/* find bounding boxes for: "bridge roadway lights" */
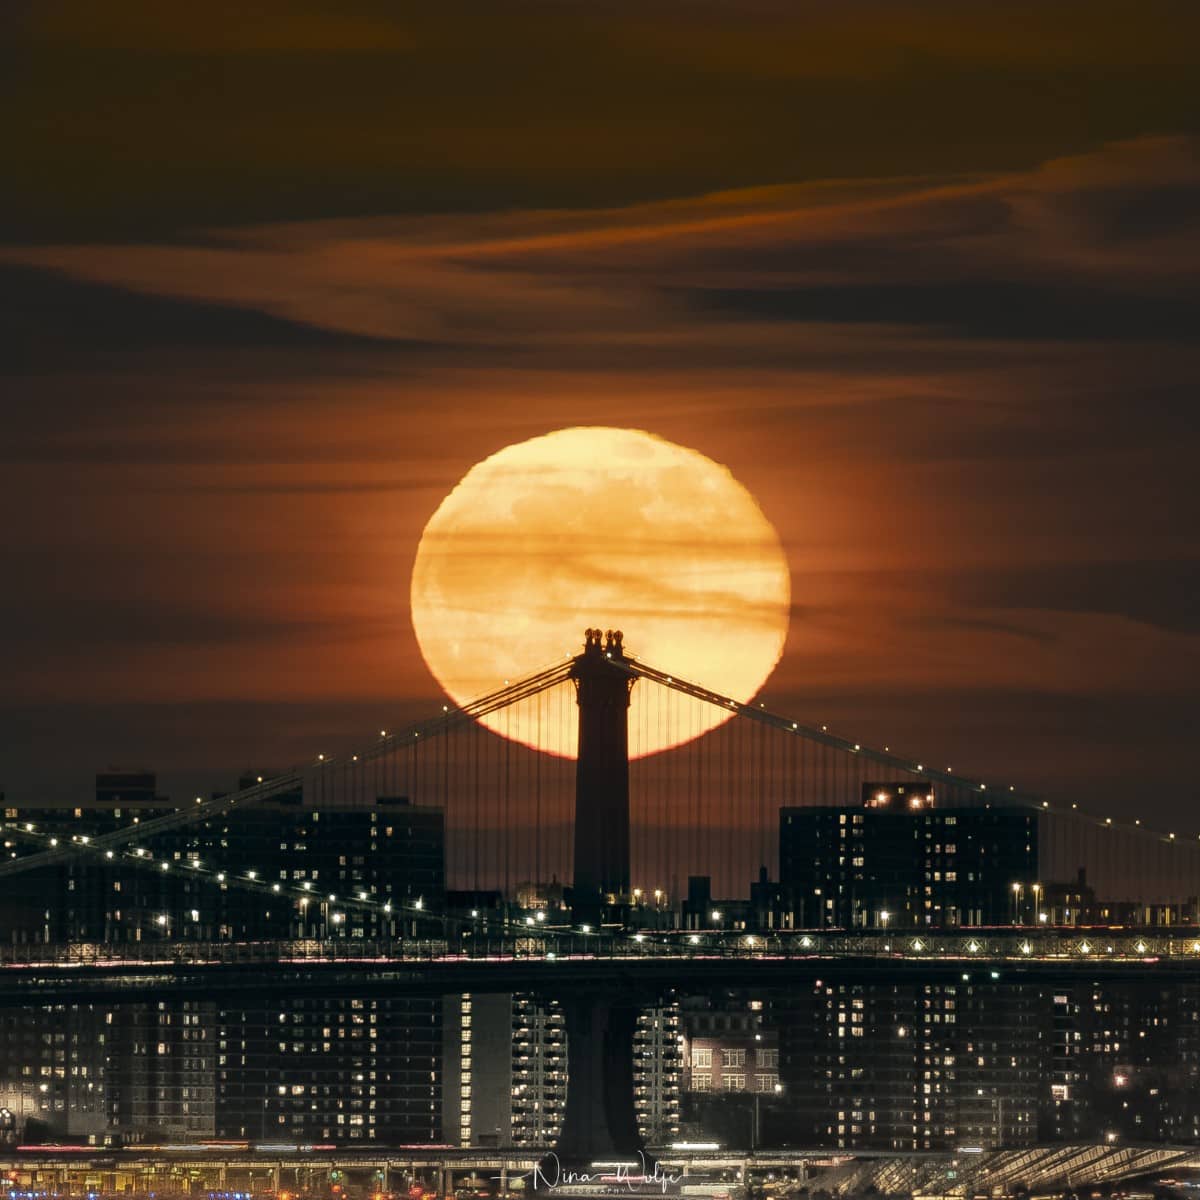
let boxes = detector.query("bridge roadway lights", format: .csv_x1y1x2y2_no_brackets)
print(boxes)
550,989,647,1169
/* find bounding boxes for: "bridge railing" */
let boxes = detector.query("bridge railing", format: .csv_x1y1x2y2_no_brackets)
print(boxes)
3,928,1200,968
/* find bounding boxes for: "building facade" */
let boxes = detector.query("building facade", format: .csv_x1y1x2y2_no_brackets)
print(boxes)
106,1000,215,1142
0,1004,109,1143
682,999,780,1096
779,786,1038,929
445,993,567,1149
215,995,442,1144
0,772,447,1145
1,774,445,945
1042,980,1200,1144
634,1005,682,1145
447,994,680,1149
772,980,1040,1152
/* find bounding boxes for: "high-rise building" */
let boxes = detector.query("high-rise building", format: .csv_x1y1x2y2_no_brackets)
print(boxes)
0,772,176,943
171,786,445,940
510,996,568,1147
215,995,442,1143
106,1000,215,1142
447,995,679,1149
199,782,448,1145
1045,986,1086,1142
455,994,568,1148
1,775,445,944
441,993,477,1147
772,980,1040,1151
0,1004,109,1143
1040,981,1200,1144
779,786,1038,928
634,1005,682,1145
0,772,447,1145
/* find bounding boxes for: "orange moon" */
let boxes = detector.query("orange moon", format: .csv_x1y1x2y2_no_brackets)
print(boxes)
410,426,791,757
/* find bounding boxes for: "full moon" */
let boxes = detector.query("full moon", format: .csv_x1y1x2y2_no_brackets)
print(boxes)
410,426,790,757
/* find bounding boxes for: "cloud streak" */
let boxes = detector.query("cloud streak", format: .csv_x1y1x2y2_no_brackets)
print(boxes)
1,138,1198,817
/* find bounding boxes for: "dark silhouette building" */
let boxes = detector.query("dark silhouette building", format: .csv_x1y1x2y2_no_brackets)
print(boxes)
1044,980,1200,1144
779,784,1038,928
106,998,215,1142
0,772,448,1144
0,774,444,943
771,980,1042,1151
181,783,445,940
0,1003,110,1143
215,995,443,1144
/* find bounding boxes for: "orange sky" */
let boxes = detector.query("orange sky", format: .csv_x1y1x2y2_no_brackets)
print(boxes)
1,4,1198,822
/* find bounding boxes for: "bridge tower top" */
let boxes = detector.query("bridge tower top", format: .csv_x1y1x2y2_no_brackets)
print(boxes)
580,627,625,659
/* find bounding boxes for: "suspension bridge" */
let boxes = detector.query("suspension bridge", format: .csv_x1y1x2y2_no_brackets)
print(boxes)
2,629,1196,912
2,628,1199,1166
4,928,1200,1009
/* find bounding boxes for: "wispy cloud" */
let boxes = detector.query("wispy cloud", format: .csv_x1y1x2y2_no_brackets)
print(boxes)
2,138,1198,814
6,137,1198,355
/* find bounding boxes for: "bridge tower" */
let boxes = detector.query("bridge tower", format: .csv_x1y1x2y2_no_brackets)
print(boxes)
554,629,646,1168
569,627,634,921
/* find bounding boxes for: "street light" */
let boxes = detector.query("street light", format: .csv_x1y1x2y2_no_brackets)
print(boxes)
753,1082,784,1151
880,910,891,929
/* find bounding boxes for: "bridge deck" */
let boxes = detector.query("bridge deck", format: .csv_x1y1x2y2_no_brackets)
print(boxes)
2,930,1199,1003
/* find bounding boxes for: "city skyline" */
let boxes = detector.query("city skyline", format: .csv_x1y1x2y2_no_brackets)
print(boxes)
2,647,1199,1168
3,5,1200,827
2,5,1199,1185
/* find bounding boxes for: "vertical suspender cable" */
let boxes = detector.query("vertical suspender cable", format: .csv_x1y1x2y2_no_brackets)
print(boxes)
471,722,480,892
504,703,512,898
537,691,547,897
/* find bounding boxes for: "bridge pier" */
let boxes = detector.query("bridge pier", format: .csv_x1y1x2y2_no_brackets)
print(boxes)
553,990,645,1167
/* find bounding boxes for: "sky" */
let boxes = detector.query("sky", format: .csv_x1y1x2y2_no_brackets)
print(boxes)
2,1,1199,826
